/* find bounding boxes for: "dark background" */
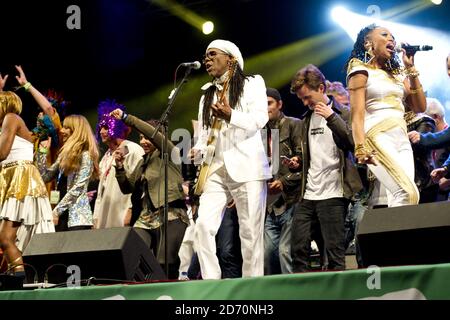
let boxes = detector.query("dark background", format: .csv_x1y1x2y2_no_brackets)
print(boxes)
1,0,448,131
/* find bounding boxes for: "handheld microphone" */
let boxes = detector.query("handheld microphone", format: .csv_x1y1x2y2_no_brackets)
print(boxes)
180,61,201,70
395,43,433,53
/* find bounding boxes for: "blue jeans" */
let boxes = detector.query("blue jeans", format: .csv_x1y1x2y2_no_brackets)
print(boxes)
264,204,294,274
353,202,368,267
216,206,242,278
187,206,242,279
345,199,367,249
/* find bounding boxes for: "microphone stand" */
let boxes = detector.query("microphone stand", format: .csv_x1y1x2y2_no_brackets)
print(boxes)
151,66,194,278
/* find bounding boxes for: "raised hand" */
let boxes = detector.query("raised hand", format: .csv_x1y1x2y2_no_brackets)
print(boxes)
109,108,124,120
313,101,334,119
400,44,416,69
15,65,28,86
113,148,126,169
282,156,300,169
210,96,232,121
0,73,9,91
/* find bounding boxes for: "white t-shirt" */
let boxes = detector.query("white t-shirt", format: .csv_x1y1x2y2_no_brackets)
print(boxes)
303,111,343,200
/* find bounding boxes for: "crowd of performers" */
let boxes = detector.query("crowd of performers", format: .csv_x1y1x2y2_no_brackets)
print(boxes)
1,24,450,281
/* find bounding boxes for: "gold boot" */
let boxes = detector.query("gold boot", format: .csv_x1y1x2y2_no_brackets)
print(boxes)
7,256,24,275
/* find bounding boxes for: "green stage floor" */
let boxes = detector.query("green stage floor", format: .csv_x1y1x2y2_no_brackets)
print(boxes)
1,263,450,300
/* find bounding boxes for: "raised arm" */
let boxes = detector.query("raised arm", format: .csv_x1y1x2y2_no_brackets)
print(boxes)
114,153,143,195
109,109,178,157
402,51,426,114
15,65,55,117
0,73,9,92
326,108,354,152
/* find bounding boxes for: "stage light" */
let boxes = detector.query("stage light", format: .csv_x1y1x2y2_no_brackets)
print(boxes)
331,6,348,22
430,0,442,5
330,7,373,41
202,21,214,35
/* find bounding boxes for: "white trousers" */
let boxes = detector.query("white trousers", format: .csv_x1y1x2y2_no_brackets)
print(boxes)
194,166,267,279
177,207,196,278
367,127,419,207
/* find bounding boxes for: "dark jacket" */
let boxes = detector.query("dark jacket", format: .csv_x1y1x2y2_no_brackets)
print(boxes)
267,113,303,213
115,115,185,208
419,125,450,170
405,112,436,192
298,96,362,201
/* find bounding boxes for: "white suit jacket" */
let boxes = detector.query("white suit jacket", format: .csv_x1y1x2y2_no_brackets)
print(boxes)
194,74,272,183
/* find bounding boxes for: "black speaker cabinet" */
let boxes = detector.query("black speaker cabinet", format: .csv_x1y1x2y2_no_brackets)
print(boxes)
23,227,166,284
357,201,450,267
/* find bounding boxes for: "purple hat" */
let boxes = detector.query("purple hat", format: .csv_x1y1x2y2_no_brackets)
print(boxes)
96,99,130,140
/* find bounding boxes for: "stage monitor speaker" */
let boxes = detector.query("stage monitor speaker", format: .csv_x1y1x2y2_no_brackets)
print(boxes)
357,201,450,267
23,227,166,284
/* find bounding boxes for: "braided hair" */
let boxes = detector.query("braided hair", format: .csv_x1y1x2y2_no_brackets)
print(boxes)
202,65,254,129
344,24,402,74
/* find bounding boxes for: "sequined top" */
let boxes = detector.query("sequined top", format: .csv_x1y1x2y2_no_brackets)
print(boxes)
38,151,94,227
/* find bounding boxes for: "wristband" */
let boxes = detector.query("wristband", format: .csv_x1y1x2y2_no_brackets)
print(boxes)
23,82,32,91
409,85,423,94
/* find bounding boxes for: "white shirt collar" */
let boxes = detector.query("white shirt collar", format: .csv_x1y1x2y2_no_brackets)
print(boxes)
201,71,230,91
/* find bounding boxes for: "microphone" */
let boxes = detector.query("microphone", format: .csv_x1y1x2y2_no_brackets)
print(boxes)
180,61,201,70
395,43,433,53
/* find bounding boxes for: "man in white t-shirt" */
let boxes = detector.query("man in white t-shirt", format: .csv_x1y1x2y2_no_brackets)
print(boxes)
287,65,362,272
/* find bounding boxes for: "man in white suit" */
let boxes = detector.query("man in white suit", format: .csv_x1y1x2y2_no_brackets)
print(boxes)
192,39,271,279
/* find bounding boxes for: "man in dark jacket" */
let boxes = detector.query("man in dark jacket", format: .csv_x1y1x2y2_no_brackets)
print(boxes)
287,65,362,272
111,111,188,279
264,88,302,274
404,110,437,203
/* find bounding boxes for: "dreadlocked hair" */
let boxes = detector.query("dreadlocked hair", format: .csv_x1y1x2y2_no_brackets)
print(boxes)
344,24,402,75
202,65,254,129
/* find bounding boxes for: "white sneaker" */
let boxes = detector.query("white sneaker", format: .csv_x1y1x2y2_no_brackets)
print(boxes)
311,240,319,253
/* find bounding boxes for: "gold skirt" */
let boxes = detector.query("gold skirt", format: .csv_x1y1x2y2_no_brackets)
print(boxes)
0,160,55,252
0,160,48,204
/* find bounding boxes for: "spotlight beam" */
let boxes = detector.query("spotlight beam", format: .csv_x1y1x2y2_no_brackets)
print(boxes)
379,0,433,21
389,2,434,22
151,0,211,32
